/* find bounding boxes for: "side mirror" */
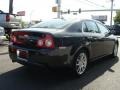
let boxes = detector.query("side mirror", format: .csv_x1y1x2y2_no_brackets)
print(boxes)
105,30,115,37
109,30,115,35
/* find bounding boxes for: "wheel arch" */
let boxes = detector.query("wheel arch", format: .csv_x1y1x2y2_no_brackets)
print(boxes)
79,47,90,60
73,47,90,61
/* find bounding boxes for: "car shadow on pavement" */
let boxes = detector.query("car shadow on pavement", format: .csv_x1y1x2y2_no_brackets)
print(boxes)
0,56,118,90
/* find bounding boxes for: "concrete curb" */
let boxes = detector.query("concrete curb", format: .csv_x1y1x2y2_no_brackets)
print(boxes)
0,52,9,55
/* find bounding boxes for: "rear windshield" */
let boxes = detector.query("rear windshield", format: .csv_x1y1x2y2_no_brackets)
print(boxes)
31,19,70,29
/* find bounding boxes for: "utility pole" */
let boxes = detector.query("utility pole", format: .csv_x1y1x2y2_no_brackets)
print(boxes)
9,0,13,14
110,0,114,26
56,0,61,18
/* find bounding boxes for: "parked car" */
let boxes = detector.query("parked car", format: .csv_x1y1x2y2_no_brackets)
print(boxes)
0,26,5,44
112,24,120,35
0,10,21,29
9,19,119,76
0,10,21,39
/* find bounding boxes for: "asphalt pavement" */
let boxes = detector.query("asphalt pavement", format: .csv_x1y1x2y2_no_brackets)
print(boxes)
0,39,120,90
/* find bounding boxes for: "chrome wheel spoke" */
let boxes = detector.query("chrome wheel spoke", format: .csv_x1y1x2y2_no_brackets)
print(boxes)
75,52,87,75
77,67,81,73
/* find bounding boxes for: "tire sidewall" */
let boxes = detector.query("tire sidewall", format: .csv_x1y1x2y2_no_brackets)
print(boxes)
113,44,118,57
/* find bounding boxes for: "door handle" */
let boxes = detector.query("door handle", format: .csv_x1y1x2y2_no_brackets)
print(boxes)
88,36,93,39
88,37,98,40
85,37,98,41
93,37,98,40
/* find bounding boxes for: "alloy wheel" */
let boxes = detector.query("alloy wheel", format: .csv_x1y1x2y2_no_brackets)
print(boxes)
75,52,88,75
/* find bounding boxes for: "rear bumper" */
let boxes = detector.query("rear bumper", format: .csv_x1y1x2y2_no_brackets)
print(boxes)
9,45,72,67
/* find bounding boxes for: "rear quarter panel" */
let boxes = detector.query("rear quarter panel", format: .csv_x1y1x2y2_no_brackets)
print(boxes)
53,32,92,62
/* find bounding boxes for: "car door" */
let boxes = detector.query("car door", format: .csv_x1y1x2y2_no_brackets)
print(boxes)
82,20,105,59
96,22,115,55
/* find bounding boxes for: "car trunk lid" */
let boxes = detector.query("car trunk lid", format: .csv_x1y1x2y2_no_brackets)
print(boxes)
10,30,53,49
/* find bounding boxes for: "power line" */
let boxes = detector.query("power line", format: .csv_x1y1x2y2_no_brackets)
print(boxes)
68,0,107,9
75,0,101,8
84,0,106,8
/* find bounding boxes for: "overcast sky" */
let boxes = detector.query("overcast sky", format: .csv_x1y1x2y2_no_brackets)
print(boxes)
0,0,120,24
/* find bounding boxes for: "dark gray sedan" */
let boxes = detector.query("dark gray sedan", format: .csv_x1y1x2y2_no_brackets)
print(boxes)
9,19,118,76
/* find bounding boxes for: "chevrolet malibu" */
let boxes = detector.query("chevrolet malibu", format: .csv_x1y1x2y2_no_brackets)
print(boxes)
9,19,118,76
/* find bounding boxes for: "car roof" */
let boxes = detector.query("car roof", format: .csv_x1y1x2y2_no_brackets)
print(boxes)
41,18,100,24
62,18,99,22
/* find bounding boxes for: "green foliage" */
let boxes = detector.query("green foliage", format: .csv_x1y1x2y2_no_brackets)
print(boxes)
18,19,28,28
114,10,120,24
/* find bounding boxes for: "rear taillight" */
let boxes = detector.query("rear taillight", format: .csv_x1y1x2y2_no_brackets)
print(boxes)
37,39,44,47
6,14,10,22
10,31,29,44
37,34,55,48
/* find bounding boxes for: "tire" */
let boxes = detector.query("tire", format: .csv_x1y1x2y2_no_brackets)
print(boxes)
111,44,118,58
73,50,88,77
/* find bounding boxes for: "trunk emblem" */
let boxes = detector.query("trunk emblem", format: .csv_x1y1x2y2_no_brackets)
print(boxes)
18,35,29,39
29,39,34,42
24,35,29,38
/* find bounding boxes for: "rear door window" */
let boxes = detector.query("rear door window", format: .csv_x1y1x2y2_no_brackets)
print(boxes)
67,22,82,32
84,21,100,33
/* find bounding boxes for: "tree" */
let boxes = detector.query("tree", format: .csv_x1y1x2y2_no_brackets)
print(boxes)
114,10,120,24
17,19,27,28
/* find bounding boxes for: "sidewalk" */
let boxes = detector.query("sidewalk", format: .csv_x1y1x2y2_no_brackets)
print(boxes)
0,41,9,55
